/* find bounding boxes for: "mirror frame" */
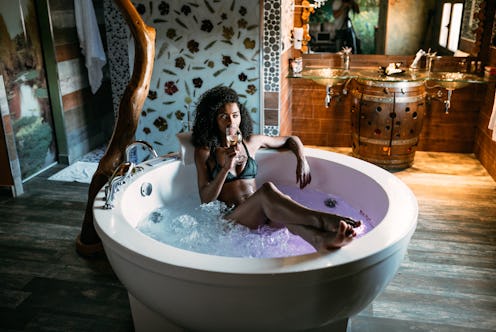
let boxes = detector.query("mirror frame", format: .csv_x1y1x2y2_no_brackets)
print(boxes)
459,0,486,56
492,12,496,49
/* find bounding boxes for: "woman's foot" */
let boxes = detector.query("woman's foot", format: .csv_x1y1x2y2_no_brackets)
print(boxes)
287,220,357,251
316,213,361,232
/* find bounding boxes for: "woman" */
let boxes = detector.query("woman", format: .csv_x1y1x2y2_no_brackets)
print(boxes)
192,86,360,250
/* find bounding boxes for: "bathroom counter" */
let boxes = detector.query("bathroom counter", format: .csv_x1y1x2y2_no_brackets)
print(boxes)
288,67,493,170
289,66,493,86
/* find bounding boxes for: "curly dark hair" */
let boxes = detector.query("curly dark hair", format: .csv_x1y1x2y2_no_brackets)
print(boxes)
191,86,253,148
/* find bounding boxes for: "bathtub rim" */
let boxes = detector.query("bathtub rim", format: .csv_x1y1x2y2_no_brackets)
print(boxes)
93,147,418,275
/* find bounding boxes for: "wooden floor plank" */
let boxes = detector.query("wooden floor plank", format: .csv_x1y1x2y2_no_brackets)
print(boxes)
369,289,496,329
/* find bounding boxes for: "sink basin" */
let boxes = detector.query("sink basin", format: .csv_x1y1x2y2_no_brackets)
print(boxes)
291,68,491,90
300,68,350,86
426,72,484,90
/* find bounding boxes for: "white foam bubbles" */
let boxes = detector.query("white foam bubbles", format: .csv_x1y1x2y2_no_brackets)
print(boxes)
137,185,376,258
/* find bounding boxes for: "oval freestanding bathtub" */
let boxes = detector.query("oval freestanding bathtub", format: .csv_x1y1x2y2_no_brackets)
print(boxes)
93,147,418,332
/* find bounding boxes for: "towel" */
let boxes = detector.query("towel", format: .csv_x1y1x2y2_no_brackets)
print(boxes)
489,90,496,141
176,132,194,165
74,0,106,94
48,161,97,183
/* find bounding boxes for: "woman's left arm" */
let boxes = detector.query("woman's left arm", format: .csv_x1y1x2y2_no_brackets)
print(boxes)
250,135,311,189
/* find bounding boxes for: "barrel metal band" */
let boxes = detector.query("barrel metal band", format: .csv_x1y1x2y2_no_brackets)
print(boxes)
351,89,426,103
353,133,419,145
353,154,414,167
355,79,425,89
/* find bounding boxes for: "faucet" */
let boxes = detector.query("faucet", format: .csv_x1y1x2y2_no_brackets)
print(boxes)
125,140,158,163
426,50,438,72
103,140,158,209
409,49,426,70
410,49,437,71
104,161,135,209
340,47,352,71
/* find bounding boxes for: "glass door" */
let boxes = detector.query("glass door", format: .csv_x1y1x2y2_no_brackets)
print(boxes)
0,0,57,180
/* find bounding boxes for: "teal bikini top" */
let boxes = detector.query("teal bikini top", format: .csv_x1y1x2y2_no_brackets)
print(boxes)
208,141,258,183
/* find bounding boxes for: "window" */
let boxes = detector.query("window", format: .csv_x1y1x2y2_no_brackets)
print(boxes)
438,1,464,52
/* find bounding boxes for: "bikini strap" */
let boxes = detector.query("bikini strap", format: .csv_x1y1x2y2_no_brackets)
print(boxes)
241,140,251,158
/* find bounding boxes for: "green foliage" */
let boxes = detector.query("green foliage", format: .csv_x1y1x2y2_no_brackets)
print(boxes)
13,116,53,178
309,2,333,23
309,0,380,54
351,8,379,54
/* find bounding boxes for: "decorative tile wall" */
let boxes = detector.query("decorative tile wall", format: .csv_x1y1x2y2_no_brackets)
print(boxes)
104,0,260,155
103,0,130,115
262,0,293,136
104,0,294,151
262,0,281,93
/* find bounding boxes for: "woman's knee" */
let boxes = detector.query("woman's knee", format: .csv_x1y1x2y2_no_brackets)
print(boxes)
260,182,290,199
260,181,277,194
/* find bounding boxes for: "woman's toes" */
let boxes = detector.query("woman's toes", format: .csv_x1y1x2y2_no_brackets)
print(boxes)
343,217,361,228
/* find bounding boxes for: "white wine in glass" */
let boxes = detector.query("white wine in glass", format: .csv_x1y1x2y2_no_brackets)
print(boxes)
226,125,245,164
226,125,239,147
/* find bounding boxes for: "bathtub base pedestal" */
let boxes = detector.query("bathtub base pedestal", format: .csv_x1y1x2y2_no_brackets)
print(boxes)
129,292,350,332
129,294,183,332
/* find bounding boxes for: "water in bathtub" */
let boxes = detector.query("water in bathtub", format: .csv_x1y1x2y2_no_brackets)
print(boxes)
137,184,376,258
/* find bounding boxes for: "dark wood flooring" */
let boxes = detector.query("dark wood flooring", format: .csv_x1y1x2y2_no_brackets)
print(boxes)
0,150,495,331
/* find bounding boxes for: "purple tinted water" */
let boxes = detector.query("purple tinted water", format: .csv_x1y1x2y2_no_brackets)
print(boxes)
137,184,376,258
277,184,376,238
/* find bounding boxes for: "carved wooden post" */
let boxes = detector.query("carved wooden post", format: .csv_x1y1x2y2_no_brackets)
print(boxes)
76,0,155,255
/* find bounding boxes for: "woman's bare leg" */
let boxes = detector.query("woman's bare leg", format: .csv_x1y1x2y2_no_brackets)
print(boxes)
225,182,360,249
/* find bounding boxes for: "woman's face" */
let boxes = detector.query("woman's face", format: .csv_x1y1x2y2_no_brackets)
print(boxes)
216,102,241,134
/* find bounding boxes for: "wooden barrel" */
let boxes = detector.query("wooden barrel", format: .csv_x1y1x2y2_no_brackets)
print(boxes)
350,80,426,170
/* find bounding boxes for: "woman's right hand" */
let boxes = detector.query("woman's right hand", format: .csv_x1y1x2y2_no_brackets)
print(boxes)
219,146,238,170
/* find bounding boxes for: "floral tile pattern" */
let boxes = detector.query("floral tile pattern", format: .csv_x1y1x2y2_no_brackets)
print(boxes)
127,0,261,155
103,0,290,153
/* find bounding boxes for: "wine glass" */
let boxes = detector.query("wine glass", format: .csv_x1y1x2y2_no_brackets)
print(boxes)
226,125,246,165
225,125,239,147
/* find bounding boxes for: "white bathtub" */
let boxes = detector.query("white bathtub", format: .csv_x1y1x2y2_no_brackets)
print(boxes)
93,147,417,332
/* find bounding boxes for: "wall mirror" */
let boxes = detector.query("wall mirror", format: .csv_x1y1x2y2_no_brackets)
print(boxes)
306,0,485,56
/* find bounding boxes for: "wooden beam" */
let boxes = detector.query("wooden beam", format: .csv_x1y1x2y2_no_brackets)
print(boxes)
77,0,156,252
